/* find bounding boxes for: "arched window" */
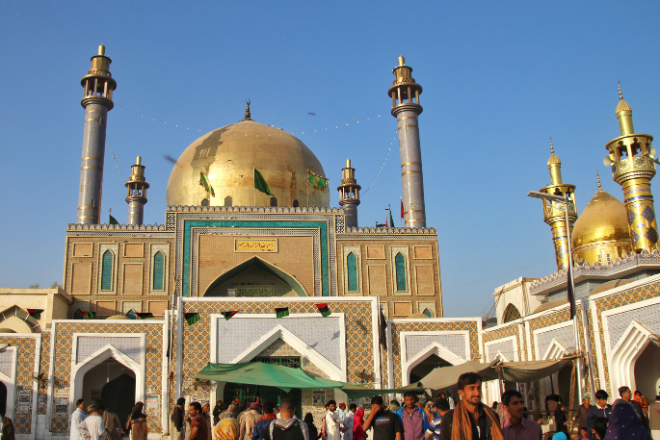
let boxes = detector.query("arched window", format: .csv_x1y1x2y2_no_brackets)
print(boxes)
224,196,232,207
292,199,299,208
270,197,278,207
101,250,113,290
422,308,433,318
153,251,165,291
395,253,406,291
201,198,209,206
347,252,358,292
502,304,521,323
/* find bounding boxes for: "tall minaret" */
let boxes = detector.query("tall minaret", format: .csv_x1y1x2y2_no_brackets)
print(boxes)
539,139,577,270
337,159,361,228
605,84,659,252
388,56,426,228
76,44,117,224
125,156,149,225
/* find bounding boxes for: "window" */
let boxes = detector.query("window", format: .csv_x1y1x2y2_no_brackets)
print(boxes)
270,197,278,207
201,198,209,206
395,253,406,291
293,199,299,208
422,308,433,318
101,250,113,290
153,251,165,291
224,196,232,207
347,252,358,292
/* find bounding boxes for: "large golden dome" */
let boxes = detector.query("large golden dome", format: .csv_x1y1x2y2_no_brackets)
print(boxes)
571,187,632,265
166,117,330,208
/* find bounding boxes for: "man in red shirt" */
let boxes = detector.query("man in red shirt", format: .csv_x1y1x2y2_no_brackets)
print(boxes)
189,402,209,440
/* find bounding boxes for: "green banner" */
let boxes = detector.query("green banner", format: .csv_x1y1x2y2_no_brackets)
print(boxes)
307,169,328,191
254,168,273,195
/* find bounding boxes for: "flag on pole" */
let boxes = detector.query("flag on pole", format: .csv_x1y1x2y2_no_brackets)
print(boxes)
567,270,576,319
275,307,290,318
27,309,43,320
315,303,331,317
126,310,154,319
254,168,273,195
184,312,200,325
400,199,404,219
390,208,395,229
307,169,329,191
221,311,239,320
385,214,389,228
199,171,215,197
109,214,119,225
73,309,96,319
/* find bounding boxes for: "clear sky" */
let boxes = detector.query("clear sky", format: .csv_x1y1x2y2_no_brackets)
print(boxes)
1,1,659,317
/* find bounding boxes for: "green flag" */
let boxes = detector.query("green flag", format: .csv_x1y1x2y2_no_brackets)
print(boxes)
389,209,395,228
184,312,200,325
222,311,239,320
199,171,215,197
254,168,273,195
307,169,329,191
109,214,119,225
275,307,289,318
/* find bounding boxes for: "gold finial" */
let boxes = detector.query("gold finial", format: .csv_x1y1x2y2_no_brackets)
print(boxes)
597,172,601,189
136,156,142,165
618,81,623,100
98,44,105,56
244,99,251,120
398,55,405,67
550,137,554,154
346,159,351,168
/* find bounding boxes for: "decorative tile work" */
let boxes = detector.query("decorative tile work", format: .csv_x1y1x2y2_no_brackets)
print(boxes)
594,280,660,390
536,324,575,357
390,321,479,388
50,322,164,434
482,323,520,361
180,301,376,398
76,336,144,364
485,340,515,362
0,336,36,434
38,332,51,415
404,335,466,362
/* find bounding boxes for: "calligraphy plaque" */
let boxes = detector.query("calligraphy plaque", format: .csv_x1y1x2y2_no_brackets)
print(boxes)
236,286,275,297
234,239,278,252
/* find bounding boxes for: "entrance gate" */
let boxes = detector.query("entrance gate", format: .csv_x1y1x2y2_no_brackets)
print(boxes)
223,357,302,417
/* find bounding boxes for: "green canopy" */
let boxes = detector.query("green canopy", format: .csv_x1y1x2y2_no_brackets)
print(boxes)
195,362,344,392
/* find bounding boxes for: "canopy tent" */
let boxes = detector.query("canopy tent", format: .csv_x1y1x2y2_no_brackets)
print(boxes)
195,362,344,392
339,382,423,401
496,357,577,383
413,360,499,390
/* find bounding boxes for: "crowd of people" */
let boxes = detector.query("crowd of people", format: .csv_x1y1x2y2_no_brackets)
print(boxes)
66,377,660,440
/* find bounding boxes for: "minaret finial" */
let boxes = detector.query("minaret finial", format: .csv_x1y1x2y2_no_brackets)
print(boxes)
98,44,105,56
244,99,251,120
597,171,601,189
550,137,554,154
618,81,623,101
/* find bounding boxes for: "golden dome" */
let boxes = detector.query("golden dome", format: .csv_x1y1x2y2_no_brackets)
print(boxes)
571,188,632,263
616,99,632,113
166,119,330,208
547,153,561,166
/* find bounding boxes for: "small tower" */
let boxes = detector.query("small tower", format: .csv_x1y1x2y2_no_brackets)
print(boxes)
337,159,361,228
388,56,426,228
76,44,117,224
539,139,577,270
605,84,659,253
125,156,149,225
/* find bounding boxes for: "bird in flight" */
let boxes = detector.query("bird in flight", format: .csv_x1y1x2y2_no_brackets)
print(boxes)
307,112,316,116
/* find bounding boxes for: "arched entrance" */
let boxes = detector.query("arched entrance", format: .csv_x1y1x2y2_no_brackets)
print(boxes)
0,382,7,416
633,340,660,400
409,354,451,384
203,257,308,297
82,359,136,425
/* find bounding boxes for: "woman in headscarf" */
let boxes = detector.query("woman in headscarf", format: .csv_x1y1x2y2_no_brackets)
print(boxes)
352,408,365,440
603,399,650,440
127,402,148,440
304,413,319,440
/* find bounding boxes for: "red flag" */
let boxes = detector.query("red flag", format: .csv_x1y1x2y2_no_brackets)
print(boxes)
400,199,404,219
385,215,389,228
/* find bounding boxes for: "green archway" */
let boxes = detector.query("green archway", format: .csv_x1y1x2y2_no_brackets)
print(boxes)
203,256,308,297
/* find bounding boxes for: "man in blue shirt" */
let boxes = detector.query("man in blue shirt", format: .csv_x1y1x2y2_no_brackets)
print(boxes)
425,399,449,440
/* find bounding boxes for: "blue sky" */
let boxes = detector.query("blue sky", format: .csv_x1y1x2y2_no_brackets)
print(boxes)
1,1,659,317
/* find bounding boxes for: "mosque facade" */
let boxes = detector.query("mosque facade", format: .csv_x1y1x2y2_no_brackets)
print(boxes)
0,46,658,440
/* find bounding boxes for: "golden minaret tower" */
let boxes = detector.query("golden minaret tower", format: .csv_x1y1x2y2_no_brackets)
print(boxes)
605,84,659,252
539,139,577,270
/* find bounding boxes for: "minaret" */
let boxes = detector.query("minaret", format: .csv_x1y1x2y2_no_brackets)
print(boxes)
337,159,361,228
539,139,577,270
76,44,117,224
388,56,426,228
125,156,149,225
605,84,659,252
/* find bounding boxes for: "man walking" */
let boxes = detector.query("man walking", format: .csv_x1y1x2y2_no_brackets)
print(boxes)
252,401,277,440
649,394,660,440
500,390,541,440
0,407,15,440
363,396,403,440
262,398,309,440
172,398,186,440
425,399,449,440
438,372,503,440
343,404,356,440
189,402,209,440
325,400,342,440
575,396,591,434
587,390,612,429
395,392,430,440
620,386,649,428
238,402,262,440
77,403,106,440
70,399,87,440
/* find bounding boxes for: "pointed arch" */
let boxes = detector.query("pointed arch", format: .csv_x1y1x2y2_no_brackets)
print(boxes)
395,252,406,291
347,252,358,292
101,250,114,291
152,251,165,291
402,342,467,386
0,306,41,333
224,196,233,207
202,256,308,297
422,308,433,318
542,337,570,360
502,304,521,323
270,197,278,207
609,320,656,396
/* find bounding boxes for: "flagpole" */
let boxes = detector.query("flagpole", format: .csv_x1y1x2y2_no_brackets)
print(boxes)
253,167,256,207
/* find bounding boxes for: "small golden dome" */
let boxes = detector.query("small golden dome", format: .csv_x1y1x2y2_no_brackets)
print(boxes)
547,154,561,166
571,188,630,249
166,119,329,208
616,99,632,113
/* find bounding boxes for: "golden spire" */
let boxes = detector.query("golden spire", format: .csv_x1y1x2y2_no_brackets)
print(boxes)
615,82,634,134
398,55,405,66
618,82,623,100
244,99,251,120
550,137,554,154
597,172,601,189
98,44,105,56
